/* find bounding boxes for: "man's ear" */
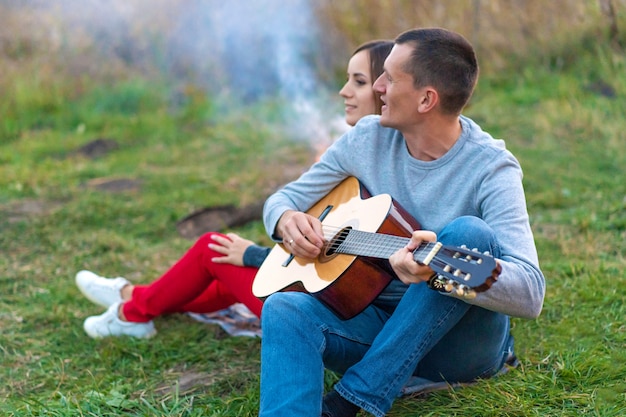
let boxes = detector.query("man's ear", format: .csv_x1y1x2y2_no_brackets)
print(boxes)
417,88,438,113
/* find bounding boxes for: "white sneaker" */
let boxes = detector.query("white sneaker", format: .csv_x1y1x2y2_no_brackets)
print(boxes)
83,303,156,339
75,270,129,308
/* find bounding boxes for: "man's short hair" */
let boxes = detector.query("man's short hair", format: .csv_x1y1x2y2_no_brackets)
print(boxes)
395,28,478,115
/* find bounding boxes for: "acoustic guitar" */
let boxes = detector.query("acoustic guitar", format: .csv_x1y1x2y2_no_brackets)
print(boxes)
252,177,500,320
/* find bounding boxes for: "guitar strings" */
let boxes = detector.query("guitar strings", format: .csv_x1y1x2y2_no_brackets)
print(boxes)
319,225,439,259
320,225,438,251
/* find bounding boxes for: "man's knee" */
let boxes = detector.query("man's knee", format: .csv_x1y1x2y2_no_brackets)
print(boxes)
261,292,308,324
439,216,498,255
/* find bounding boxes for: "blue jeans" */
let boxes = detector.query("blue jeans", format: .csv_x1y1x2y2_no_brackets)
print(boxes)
258,216,512,417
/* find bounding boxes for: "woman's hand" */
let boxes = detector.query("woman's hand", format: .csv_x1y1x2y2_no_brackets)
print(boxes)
209,233,255,266
389,230,438,285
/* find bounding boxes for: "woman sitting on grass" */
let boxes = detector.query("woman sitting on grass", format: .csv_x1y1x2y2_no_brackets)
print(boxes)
75,39,394,339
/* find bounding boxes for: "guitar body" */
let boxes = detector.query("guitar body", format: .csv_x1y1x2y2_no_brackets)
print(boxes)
253,177,421,320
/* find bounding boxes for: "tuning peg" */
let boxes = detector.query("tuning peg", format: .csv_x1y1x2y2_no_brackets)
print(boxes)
463,289,477,299
428,276,478,299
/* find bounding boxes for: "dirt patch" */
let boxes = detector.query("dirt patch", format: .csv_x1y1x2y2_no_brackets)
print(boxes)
3,199,64,223
174,151,314,239
74,138,120,159
585,80,616,98
176,200,265,239
84,177,143,193
152,364,258,397
153,371,217,396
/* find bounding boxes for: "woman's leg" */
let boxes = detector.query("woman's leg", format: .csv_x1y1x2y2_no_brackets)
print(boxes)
123,232,263,322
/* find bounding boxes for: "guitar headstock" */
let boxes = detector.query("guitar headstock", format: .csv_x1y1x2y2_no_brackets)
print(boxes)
427,244,500,297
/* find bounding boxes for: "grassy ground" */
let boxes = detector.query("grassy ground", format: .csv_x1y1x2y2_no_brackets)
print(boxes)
1,38,625,417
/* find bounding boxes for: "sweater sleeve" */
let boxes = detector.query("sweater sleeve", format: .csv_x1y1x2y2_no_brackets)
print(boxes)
242,245,272,268
448,149,545,319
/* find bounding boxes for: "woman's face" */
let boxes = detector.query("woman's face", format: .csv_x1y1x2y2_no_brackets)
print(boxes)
339,50,377,126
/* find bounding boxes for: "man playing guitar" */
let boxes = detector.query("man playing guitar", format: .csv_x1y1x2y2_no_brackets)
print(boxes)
257,28,545,417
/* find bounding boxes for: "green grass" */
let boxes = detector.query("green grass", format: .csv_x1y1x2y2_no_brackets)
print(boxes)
1,39,625,416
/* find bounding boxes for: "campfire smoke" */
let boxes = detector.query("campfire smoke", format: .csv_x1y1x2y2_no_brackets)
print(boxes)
39,0,347,147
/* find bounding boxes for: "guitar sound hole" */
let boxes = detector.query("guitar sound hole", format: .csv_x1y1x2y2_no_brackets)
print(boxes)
318,227,352,263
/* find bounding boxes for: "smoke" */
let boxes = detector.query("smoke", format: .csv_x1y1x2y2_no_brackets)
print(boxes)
168,0,320,101
163,0,349,142
163,0,348,142
9,0,348,143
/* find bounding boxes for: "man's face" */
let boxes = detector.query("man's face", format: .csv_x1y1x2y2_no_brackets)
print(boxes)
373,44,424,131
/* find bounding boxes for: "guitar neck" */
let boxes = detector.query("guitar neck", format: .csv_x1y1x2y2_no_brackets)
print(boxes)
330,228,440,264
328,227,497,291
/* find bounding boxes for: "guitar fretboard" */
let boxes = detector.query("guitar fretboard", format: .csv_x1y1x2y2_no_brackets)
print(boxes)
328,228,440,264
